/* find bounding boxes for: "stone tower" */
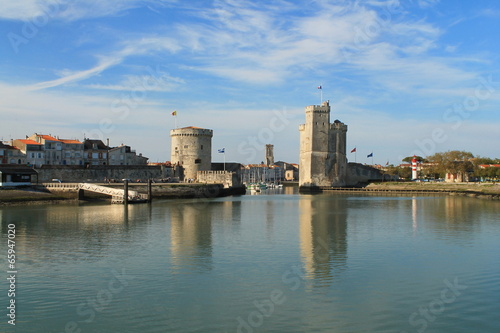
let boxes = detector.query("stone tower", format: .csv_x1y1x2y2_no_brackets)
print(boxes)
170,126,213,180
265,144,274,166
299,101,348,190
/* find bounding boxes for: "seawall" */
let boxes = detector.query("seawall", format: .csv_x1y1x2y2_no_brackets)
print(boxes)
34,165,173,183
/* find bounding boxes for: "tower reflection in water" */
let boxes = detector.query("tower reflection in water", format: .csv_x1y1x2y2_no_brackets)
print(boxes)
299,194,348,286
169,200,241,271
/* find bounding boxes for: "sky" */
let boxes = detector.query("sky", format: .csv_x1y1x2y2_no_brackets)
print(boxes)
0,0,499,165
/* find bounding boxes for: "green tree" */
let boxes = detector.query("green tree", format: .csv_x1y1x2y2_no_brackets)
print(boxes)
426,151,474,177
402,156,426,163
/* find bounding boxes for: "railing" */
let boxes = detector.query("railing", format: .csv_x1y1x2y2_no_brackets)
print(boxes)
41,182,149,203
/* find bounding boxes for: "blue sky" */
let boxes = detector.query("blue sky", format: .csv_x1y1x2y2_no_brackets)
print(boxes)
1,0,499,165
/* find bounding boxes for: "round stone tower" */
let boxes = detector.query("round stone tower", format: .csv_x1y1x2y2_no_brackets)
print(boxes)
170,126,213,181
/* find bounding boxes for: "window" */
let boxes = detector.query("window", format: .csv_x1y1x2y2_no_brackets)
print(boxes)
195,159,201,164
201,145,203,150
92,153,99,159
184,145,188,148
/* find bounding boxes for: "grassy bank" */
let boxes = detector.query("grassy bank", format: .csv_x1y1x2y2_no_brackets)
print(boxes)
365,181,500,199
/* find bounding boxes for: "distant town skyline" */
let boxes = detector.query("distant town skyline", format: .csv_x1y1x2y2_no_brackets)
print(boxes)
1,0,499,164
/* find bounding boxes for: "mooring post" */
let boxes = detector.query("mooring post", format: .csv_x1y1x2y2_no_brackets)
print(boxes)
147,179,152,203
124,179,129,204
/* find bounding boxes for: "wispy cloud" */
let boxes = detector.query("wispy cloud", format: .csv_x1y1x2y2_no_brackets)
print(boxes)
0,0,178,21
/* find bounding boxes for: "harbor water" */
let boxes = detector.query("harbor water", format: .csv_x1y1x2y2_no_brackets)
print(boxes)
1,190,499,332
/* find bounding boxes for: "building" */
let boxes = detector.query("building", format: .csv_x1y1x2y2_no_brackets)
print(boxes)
109,145,149,165
26,134,84,166
274,161,299,181
28,134,63,165
0,166,37,186
0,142,26,165
59,139,84,165
265,144,274,166
170,126,213,180
241,164,282,183
11,139,44,166
299,101,348,189
83,139,110,165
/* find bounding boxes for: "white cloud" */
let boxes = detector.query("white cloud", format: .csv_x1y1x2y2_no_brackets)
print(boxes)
0,0,178,21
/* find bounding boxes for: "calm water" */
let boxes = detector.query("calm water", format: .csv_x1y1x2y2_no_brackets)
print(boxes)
1,190,499,333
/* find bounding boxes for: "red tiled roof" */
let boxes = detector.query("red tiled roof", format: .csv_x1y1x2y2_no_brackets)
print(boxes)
39,135,60,141
60,139,82,144
17,139,42,145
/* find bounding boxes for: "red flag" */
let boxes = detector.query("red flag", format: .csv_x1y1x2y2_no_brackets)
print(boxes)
317,85,322,89
350,147,356,153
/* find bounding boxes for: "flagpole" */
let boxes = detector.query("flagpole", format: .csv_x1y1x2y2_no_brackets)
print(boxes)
355,149,357,163
224,150,226,171
320,84,323,104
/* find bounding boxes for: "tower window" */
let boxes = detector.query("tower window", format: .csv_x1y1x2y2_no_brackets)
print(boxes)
195,159,201,164
184,145,188,148
201,145,203,150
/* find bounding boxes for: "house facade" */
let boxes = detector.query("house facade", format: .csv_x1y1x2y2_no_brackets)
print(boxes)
109,145,148,165
11,139,44,166
0,142,26,165
28,134,63,165
83,139,110,165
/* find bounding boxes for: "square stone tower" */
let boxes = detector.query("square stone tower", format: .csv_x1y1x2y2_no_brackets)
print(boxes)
265,144,274,166
299,101,347,190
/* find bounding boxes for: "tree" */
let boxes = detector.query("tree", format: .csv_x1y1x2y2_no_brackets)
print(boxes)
402,156,426,163
426,151,474,177
384,165,411,180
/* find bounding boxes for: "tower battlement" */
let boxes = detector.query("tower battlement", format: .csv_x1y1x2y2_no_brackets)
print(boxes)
330,121,348,131
305,100,330,113
170,127,213,137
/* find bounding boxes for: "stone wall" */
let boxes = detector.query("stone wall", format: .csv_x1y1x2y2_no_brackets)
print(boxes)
197,170,242,188
35,165,173,183
346,163,384,186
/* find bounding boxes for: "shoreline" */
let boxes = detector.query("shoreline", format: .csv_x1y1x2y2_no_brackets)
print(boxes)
1,182,500,206
0,183,246,206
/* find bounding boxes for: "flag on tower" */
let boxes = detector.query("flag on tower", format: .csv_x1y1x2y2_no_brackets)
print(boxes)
367,152,373,158
218,148,225,153
351,147,356,153
171,110,177,116
317,85,322,89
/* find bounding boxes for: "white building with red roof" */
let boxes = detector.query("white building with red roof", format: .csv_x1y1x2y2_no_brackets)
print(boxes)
11,139,44,166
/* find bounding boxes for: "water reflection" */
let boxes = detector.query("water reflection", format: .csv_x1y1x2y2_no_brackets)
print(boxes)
299,195,348,285
170,203,213,270
0,203,154,267
168,200,242,271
